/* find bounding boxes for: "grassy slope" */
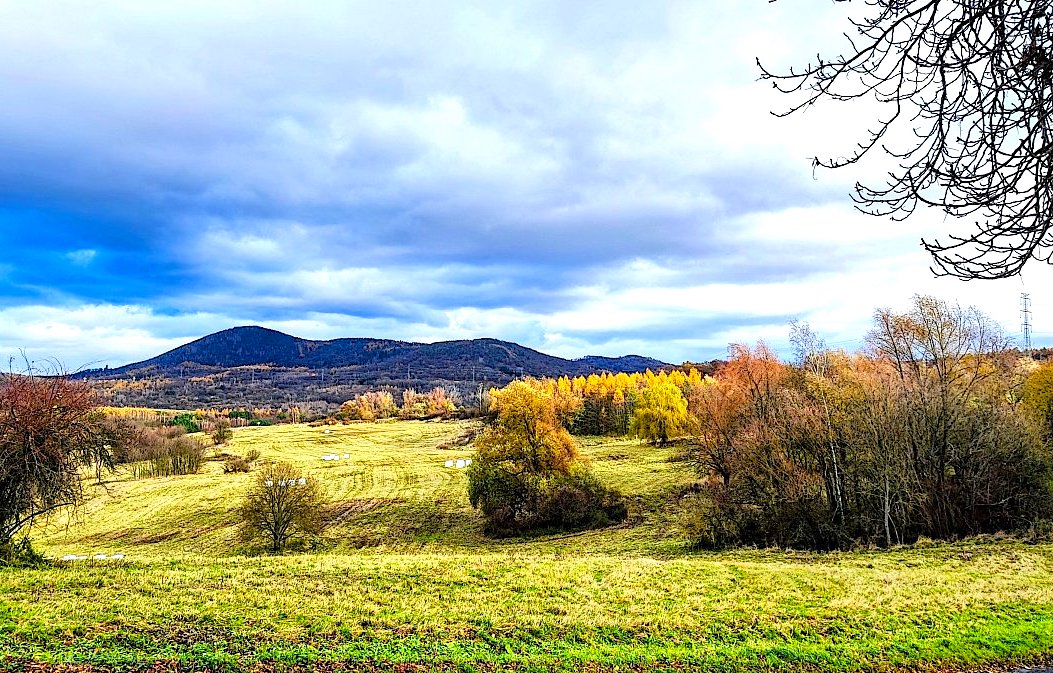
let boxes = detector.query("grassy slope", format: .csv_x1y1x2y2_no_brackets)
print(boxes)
3,421,1053,672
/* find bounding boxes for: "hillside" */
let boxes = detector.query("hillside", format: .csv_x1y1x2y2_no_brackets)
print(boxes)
77,326,671,409
14,421,1053,672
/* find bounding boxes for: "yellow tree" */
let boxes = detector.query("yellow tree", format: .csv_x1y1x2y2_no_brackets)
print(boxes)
468,379,626,535
631,380,689,446
1023,362,1053,438
475,379,579,474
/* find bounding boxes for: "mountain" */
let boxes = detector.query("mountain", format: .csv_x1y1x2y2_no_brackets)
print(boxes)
79,326,670,410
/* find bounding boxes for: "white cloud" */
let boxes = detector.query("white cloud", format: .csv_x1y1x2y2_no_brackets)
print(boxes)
64,249,97,266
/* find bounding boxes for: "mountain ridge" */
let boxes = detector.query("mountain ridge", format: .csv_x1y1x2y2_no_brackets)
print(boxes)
78,326,672,409
86,325,668,377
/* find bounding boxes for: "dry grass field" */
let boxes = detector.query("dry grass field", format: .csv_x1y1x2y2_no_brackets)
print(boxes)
3,421,1053,672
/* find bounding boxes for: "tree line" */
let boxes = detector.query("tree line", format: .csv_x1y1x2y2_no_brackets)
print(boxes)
474,296,1053,549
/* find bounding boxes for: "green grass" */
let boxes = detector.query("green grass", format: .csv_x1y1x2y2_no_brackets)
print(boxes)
4,420,1053,671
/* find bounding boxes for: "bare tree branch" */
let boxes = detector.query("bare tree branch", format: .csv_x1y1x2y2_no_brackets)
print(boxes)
761,0,1053,279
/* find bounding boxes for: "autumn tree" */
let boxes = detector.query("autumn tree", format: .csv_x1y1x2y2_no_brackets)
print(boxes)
339,391,396,421
0,372,114,554
685,300,1053,550
468,379,625,535
631,380,689,446
238,461,326,552
399,387,458,419
1023,361,1053,438
472,380,580,477
763,0,1053,279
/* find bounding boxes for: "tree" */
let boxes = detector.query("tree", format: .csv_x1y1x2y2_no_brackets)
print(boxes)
631,380,689,445
683,313,1050,550
474,380,581,475
238,461,326,552
1022,360,1053,437
762,0,1053,279
467,379,625,535
0,373,113,549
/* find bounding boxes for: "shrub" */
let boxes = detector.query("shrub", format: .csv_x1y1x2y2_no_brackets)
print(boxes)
0,536,47,568
211,419,233,446
223,448,260,474
0,373,113,546
536,468,628,530
223,457,251,473
468,463,627,537
130,435,205,479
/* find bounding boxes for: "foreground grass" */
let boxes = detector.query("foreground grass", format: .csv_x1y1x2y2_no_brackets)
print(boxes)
4,421,1053,671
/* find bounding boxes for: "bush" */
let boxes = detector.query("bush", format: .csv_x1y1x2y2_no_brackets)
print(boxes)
0,373,112,547
467,460,627,537
223,457,251,473
211,419,232,446
223,448,260,474
130,435,205,479
537,468,628,530
0,536,47,568
171,413,202,434
679,487,757,551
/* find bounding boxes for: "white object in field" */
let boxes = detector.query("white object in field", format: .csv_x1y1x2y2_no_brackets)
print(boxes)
60,554,80,561
465,458,473,466
265,480,274,487
298,477,306,485
93,554,108,560
111,554,125,560
455,459,466,468
324,429,331,434
343,453,350,459
444,459,454,468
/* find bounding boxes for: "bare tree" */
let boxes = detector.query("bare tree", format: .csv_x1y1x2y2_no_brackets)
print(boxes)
238,461,326,552
762,0,1053,279
0,372,114,547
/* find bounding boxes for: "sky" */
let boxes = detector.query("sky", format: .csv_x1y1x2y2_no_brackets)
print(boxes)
2,1,1052,371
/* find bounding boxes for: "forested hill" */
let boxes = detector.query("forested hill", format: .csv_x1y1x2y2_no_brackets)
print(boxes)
76,326,670,409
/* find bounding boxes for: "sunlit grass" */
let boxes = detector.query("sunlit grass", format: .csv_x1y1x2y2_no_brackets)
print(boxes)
5,420,1053,671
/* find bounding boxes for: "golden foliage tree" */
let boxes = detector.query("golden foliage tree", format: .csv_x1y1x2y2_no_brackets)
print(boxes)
474,379,580,474
468,379,625,535
630,380,689,446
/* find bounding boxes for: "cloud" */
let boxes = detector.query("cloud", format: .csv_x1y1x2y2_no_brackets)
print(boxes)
0,2,1050,369
65,249,97,266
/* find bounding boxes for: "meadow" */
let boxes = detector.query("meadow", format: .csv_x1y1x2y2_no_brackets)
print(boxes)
4,421,1053,672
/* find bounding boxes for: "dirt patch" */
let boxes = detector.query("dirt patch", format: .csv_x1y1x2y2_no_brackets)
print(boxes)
325,499,403,526
435,424,483,450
